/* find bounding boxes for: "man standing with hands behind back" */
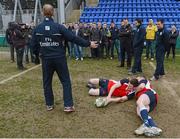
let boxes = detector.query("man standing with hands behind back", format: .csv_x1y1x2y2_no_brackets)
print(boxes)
31,4,97,113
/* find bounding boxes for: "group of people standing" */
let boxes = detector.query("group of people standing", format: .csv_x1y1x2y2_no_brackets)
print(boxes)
6,21,36,70
63,21,120,61
64,18,179,80
4,3,179,137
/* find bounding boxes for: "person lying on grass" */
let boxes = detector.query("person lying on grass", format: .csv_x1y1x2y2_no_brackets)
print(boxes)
86,77,132,98
87,76,162,137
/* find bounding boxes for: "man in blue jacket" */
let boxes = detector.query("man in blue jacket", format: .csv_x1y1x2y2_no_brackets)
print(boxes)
150,19,169,81
129,19,146,75
31,4,97,112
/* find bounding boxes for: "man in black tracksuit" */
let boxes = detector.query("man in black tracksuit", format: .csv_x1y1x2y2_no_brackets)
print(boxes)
109,22,119,59
90,23,102,58
82,23,91,57
31,4,97,112
166,25,179,60
129,19,146,75
119,19,133,69
150,19,169,81
12,24,26,70
101,23,111,58
6,22,16,63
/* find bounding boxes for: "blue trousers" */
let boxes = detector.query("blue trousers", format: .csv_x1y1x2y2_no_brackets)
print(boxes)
146,40,154,58
42,57,73,107
154,47,165,79
132,46,143,73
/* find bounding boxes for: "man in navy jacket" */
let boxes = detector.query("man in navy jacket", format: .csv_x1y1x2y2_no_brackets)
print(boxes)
150,19,169,81
129,19,146,75
31,4,97,112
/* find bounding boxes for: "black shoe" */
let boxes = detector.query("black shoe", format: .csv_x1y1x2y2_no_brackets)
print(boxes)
18,67,27,70
10,60,15,63
117,65,124,67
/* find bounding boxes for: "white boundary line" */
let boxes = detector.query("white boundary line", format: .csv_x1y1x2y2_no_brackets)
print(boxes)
149,62,180,106
0,64,41,84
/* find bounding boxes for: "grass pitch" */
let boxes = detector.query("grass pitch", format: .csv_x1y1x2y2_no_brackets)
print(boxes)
0,50,180,137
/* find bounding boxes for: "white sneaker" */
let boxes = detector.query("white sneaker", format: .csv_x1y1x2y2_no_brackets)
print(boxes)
80,57,83,61
150,76,157,81
46,105,54,111
144,126,162,137
75,58,79,61
144,57,148,60
134,124,148,135
151,58,154,61
154,127,162,133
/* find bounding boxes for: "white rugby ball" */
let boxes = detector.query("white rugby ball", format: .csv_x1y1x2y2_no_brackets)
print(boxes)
95,97,105,107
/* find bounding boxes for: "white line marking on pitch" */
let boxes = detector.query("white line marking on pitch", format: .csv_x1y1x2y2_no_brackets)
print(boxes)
149,62,180,106
0,64,41,84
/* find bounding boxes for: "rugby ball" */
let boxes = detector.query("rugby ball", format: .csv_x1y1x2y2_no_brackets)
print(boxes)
95,97,106,108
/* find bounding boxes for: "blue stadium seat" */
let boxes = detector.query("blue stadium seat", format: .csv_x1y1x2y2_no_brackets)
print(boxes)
80,0,180,28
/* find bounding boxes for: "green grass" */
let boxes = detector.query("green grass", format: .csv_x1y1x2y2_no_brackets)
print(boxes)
0,46,9,51
0,56,180,137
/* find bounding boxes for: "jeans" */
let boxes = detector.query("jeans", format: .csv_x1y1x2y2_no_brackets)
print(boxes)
74,44,83,59
68,42,74,58
110,39,121,60
24,44,35,63
146,40,154,58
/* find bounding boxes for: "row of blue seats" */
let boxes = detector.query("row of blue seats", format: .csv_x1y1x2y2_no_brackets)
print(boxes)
99,1,179,4
96,5,179,8
84,8,179,11
97,4,180,7
99,0,175,1
99,0,176,1
98,2,180,4
98,3,180,5
81,12,180,18
99,1,177,3
98,5,180,7
83,10,179,13
96,7,179,9
83,11,179,14
84,9,179,12
80,16,180,21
